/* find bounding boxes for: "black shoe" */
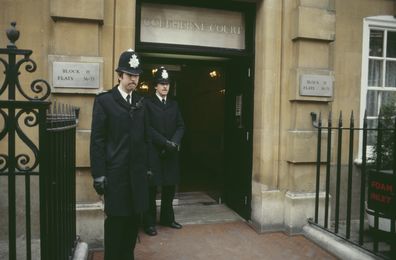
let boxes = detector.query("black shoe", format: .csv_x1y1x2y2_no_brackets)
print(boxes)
144,226,157,236
161,221,182,229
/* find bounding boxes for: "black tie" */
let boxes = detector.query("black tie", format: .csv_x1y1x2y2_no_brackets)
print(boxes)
126,94,131,105
162,99,166,105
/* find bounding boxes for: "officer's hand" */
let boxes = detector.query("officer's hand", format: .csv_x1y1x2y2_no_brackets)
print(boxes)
165,140,178,152
147,170,153,178
93,176,107,195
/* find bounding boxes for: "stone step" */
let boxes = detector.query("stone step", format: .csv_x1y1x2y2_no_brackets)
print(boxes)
76,201,105,246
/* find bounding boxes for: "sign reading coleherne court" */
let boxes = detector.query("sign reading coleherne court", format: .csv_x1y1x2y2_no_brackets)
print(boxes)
140,3,245,50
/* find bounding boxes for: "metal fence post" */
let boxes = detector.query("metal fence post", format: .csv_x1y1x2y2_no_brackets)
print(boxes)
0,22,78,260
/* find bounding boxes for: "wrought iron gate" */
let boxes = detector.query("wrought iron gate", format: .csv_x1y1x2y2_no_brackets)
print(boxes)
0,22,79,260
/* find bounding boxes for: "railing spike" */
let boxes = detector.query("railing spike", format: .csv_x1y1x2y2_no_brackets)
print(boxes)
328,111,332,127
339,111,343,127
350,111,354,127
318,112,322,125
58,103,62,120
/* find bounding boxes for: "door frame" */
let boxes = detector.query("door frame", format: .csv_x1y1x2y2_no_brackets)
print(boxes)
135,0,256,220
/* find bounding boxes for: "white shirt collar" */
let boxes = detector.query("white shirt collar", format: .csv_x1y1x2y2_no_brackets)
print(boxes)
156,92,166,102
118,85,132,101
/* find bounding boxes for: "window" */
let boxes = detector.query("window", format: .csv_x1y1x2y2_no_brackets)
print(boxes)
359,16,396,159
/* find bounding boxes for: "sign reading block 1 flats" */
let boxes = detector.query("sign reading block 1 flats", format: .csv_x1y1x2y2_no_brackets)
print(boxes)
48,55,103,94
140,3,245,50
53,62,100,89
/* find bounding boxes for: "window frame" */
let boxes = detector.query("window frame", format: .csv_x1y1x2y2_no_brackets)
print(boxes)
358,15,396,161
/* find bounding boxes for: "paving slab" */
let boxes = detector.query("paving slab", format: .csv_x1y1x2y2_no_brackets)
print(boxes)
89,221,337,260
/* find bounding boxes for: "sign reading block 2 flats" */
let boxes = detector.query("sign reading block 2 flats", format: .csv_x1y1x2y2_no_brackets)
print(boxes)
299,74,333,97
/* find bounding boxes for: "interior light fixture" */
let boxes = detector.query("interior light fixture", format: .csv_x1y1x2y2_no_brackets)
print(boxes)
139,82,149,91
209,70,218,78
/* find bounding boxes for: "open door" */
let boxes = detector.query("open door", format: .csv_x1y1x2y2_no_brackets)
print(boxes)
224,58,253,220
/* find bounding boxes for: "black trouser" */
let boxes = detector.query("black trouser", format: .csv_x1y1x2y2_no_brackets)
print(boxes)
144,185,176,227
104,215,138,260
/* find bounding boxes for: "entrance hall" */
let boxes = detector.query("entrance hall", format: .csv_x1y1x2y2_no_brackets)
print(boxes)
138,57,233,219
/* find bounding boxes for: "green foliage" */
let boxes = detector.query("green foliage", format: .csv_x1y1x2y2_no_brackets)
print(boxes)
371,99,396,171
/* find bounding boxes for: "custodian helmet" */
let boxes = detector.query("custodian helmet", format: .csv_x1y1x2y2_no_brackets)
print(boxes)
115,49,143,75
153,66,170,84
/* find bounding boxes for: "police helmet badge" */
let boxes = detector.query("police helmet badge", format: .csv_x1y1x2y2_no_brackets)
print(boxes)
129,54,140,69
154,66,170,84
116,49,142,75
161,70,168,79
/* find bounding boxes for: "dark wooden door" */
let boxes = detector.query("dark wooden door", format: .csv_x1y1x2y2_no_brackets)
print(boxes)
223,57,253,220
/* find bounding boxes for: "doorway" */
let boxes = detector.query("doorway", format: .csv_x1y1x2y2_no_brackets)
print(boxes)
137,55,253,220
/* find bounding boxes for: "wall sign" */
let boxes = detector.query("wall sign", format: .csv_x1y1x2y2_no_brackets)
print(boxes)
299,74,333,97
53,62,100,89
140,3,245,50
367,170,396,217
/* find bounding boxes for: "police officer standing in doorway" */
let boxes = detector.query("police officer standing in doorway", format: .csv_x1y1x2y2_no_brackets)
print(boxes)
90,49,149,260
144,66,185,236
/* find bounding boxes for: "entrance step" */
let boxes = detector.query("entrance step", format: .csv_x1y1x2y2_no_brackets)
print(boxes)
157,191,218,206
173,191,242,225
174,203,242,225
76,201,105,247
78,192,240,245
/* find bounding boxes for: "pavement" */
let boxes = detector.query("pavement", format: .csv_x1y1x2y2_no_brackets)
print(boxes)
89,221,337,260
88,192,337,260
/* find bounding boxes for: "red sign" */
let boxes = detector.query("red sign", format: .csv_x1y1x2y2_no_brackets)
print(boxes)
367,170,396,217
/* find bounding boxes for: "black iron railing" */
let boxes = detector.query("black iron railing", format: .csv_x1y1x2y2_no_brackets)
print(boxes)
0,22,78,260
309,111,396,259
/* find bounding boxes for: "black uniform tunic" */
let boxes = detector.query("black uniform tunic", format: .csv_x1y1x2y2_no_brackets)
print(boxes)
90,87,149,216
145,95,185,186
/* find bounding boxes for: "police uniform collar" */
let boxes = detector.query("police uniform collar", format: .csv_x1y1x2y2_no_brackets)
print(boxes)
118,85,133,101
155,92,166,102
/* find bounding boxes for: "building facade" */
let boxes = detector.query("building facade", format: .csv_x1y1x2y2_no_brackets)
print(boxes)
1,0,395,243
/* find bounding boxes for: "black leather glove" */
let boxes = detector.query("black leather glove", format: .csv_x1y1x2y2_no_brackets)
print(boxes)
93,176,107,195
165,140,178,152
147,170,153,178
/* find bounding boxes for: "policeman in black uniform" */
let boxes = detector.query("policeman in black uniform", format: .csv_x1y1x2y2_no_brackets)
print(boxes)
90,49,149,260
144,66,185,236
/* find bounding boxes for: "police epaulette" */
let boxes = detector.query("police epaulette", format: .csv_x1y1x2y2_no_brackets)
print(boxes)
96,90,108,96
